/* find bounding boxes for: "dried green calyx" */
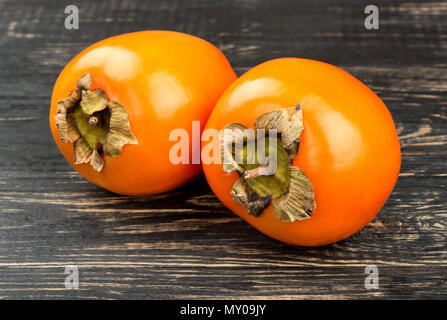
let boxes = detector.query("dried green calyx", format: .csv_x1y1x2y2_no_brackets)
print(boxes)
54,73,138,172
220,106,316,222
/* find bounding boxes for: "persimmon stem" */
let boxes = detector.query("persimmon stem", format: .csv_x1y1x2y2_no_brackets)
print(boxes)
88,116,99,126
244,160,277,179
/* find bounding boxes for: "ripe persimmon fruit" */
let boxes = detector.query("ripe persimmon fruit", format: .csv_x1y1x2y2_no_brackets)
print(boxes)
49,31,236,195
202,58,401,246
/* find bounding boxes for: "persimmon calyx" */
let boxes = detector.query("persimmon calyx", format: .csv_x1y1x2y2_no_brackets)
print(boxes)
54,73,138,172
220,106,316,222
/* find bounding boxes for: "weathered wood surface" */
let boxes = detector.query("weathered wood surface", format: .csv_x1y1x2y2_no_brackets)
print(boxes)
0,0,446,299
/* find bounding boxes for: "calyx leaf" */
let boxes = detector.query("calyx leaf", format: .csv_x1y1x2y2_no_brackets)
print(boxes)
220,123,251,174
55,98,80,143
272,167,315,222
231,178,272,217
254,105,303,159
80,89,109,116
103,101,138,157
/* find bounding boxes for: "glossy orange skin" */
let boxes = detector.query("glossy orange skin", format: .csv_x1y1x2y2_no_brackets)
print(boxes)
202,58,401,246
50,31,236,196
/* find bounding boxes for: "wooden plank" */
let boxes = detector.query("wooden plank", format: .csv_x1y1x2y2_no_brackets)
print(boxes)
0,0,446,299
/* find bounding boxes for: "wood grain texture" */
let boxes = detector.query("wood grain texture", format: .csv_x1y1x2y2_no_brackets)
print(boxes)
0,0,446,299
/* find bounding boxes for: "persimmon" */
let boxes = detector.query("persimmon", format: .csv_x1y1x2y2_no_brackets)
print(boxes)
202,58,401,246
49,31,236,195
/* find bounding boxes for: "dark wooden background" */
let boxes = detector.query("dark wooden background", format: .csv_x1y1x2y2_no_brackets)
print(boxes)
0,0,446,299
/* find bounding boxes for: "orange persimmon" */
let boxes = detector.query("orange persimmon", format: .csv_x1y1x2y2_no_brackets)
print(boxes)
49,31,236,195
202,58,401,246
